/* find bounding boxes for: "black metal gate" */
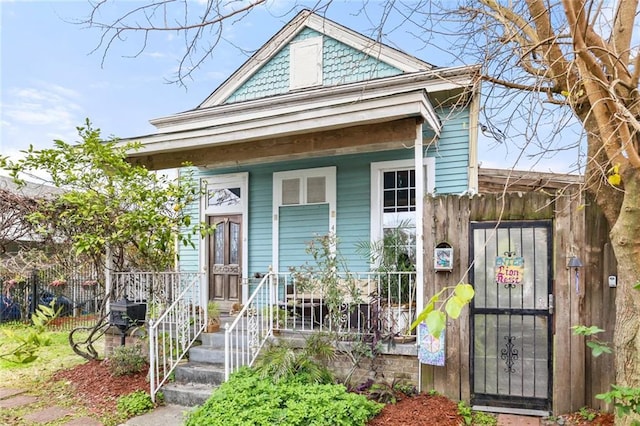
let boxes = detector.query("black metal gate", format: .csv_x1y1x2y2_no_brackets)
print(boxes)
470,221,553,412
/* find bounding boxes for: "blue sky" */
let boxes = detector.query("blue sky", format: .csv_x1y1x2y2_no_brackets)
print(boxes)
1,1,581,173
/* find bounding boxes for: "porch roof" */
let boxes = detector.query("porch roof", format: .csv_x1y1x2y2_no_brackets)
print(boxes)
125,66,479,170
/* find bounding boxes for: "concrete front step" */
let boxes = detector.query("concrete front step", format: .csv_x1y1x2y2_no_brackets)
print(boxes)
162,382,217,407
188,345,225,364
174,362,225,386
161,329,251,407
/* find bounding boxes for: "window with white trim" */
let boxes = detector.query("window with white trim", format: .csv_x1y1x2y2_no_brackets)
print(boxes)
371,159,435,266
274,167,334,207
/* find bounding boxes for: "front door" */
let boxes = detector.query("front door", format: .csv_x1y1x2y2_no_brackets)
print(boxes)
208,215,242,303
470,221,553,412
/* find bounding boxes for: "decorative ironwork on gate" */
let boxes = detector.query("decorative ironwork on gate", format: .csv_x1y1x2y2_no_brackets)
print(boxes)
470,220,553,412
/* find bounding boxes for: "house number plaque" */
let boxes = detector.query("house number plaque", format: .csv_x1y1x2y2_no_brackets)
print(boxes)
495,251,524,287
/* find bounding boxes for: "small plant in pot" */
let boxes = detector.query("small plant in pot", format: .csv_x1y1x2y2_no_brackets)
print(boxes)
207,301,221,333
357,221,417,338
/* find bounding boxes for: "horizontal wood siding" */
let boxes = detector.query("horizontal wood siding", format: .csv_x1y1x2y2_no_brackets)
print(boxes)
427,107,471,194
279,204,329,272
247,168,273,275
178,169,201,272
179,116,472,274
336,157,371,271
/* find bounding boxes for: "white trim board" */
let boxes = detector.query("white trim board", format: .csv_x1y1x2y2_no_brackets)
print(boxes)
199,10,433,108
272,166,336,272
199,173,249,303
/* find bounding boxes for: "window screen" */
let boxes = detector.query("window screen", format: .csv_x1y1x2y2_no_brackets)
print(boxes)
282,178,300,205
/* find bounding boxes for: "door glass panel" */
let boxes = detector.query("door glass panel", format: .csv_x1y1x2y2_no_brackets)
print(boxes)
230,222,239,265
214,225,224,264
208,187,241,207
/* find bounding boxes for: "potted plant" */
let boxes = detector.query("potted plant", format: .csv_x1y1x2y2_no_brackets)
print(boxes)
357,222,416,337
206,301,221,333
264,306,289,335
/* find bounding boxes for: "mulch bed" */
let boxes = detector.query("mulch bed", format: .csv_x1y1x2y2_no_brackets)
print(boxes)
368,393,462,425
51,359,149,418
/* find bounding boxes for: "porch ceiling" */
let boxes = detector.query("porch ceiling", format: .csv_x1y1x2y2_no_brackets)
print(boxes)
130,117,423,170
124,66,479,171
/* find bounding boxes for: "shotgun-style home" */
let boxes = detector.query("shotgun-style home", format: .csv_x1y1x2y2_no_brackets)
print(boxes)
127,9,480,307
122,7,490,412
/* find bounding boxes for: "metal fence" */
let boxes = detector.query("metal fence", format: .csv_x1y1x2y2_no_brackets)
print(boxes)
0,267,104,330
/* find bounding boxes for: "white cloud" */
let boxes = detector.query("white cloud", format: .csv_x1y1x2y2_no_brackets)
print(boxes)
1,82,85,159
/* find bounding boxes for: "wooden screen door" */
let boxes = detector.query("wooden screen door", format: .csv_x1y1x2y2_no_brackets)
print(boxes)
208,215,242,303
470,221,553,412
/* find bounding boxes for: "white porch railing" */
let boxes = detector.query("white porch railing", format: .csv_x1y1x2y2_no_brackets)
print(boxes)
224,270,416,380
224,273,273,380
111,272,205,403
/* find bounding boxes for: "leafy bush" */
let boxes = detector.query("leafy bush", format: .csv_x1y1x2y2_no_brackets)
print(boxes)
117,390,154,417
185,368,383,426
108,344,146,376
253,337,335,385
597,384,640,419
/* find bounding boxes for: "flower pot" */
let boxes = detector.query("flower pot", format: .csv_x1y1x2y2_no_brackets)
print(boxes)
382,304,415,336
207,322,220,333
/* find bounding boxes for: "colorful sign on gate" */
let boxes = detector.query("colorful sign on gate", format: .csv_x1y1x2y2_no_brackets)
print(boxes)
495,252,524,285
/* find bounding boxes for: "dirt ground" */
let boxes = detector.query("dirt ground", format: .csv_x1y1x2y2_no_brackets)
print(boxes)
367,393,463,425
51,359,148,418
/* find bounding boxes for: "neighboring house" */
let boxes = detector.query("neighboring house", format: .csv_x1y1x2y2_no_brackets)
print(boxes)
0,176,62,255
126,9,480,312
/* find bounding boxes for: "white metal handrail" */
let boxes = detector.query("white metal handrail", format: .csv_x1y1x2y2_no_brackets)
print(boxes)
223,270,416,381
118,272,205,403
224,272,274,380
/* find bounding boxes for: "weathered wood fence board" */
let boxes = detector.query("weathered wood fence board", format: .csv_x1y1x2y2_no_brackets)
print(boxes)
422,191,615,415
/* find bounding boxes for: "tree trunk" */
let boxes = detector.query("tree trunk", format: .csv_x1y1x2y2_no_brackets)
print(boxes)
609,171,640,425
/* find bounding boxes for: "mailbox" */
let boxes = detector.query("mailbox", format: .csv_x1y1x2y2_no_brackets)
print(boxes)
109,297,146,346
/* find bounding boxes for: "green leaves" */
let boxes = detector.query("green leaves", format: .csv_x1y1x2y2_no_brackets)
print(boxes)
586,341,612,357
571,325,605,336
425,311,446,338
1,120,214,271
596,385,640,418
0,301,58,364
410,283,474,337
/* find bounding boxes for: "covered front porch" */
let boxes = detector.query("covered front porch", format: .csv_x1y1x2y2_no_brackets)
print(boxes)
109,268,418,403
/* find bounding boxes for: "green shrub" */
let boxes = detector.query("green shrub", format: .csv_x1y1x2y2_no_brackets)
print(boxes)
185,368,383,426
473,410,497,425
117,390,154,417
108,344,146,376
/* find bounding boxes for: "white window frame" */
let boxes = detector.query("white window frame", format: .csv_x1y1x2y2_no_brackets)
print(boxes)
289,36,323,90
272,166,336,271
199,172,249,302
370,158,435,245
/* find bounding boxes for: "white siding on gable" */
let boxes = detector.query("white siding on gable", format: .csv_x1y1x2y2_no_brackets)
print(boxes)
290,36,323,90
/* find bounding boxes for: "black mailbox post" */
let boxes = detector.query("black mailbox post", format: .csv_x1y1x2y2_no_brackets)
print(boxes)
109,297,147,346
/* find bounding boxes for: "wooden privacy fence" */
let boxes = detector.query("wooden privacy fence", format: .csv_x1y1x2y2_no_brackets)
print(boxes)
421,191,616,415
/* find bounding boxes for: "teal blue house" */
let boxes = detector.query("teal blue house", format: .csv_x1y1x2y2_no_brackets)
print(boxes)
128,10,480,312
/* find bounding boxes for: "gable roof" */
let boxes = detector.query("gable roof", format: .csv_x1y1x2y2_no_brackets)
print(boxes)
198,9,434,108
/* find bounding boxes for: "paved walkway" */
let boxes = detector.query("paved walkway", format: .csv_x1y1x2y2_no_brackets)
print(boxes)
0,387,102,425
0,387,191,426
497,413,541,425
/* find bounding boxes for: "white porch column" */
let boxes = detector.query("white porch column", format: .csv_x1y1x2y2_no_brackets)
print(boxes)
414,120,424,315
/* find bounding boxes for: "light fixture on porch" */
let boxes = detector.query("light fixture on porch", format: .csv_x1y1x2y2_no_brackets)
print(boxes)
567,255,583,294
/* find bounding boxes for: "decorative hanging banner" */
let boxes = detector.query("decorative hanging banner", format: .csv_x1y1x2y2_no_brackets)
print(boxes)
418,323,445,366
495,251,525,286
